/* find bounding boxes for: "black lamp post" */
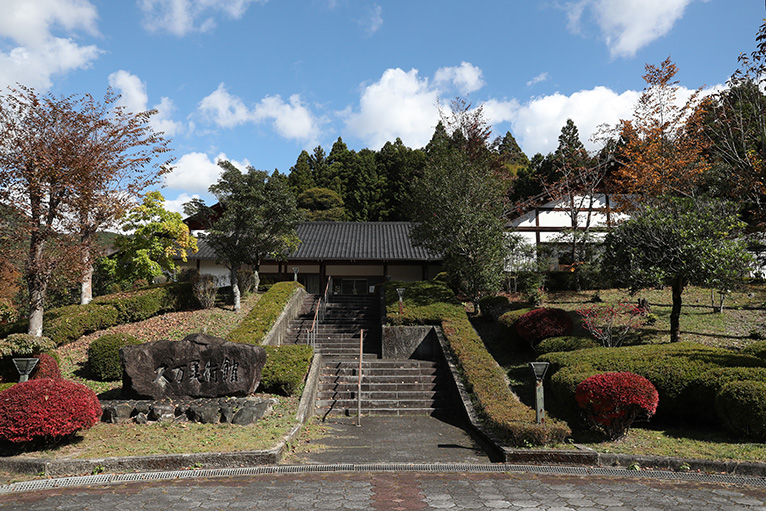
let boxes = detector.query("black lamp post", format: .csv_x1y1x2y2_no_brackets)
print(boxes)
529,361,550,424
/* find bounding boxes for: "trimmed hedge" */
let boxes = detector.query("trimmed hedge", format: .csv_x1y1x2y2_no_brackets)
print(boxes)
540,343,766,423
384,280,570,447
40,282,194,346
536,336,600,355
742,341,766,361
478,295,509,319
88,333,143,381
0,378,101,443
715,380,766,440
259,345,314,396
227,281,304,345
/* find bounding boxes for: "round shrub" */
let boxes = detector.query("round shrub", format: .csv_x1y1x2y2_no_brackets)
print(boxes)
742,341,766,361
575,372,659,440
687,366,766,424
515,308,573,348
30,353,61,380
478,295,509,318
88,333,142,381
0,378,101,443
715,380,766,441
537,336,600,355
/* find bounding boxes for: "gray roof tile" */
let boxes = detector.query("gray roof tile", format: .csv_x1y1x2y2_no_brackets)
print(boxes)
188,222,440,262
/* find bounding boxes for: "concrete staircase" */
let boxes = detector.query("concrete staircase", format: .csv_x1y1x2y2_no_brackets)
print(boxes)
285,293,454,418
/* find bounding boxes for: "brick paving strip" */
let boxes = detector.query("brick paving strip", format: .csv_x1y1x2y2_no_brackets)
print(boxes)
2,471,766,510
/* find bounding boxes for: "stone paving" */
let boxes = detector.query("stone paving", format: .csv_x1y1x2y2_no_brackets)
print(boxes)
2,471,766,510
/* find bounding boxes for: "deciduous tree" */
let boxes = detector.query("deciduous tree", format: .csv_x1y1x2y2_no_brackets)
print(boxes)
0,86,171,335
614,58,710,200
112,191,197,285
185,161,300,312
602,197,751,342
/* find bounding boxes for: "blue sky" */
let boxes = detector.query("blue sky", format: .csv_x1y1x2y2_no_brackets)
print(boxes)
0,0,763,213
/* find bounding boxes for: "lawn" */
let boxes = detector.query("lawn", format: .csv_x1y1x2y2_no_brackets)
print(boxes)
475,282,766,462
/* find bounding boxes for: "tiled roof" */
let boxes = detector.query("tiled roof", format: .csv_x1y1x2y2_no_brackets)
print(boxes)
188,222,440,262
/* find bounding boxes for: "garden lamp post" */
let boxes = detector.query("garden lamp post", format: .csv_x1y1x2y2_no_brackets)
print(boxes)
396,288,405,315
13,357,38,383
529,361,550,424
292,267,299,282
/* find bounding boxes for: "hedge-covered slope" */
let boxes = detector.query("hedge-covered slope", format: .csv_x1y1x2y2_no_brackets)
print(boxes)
384,280,570,446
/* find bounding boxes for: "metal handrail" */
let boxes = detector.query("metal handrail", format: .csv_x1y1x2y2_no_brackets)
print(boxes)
305,297,321,348
305,277,333,348
357,328,364,427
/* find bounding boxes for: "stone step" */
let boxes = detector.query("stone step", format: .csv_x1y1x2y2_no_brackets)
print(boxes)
317,389,448,401
318,407,451,417
317,382,442,393
315,397,450,409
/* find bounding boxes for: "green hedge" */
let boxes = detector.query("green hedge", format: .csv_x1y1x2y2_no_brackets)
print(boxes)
539,343,766,423
88,333,143,381
227,281,303,345
384,280,570,447
742,341,766,361
39,283,195,346
259,345,314,396
715,380,766,440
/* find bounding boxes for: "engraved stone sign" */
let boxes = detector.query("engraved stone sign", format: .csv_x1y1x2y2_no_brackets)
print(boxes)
120,333,267,400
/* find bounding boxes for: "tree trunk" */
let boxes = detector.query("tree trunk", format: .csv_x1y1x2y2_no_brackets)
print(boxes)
670,277,684,342
27,228,48,337
253,269,260,294
27,271,47,337
230,266,241,312
81,263,93,305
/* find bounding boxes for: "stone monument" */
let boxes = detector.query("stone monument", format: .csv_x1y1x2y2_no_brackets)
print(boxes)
120,333,267,400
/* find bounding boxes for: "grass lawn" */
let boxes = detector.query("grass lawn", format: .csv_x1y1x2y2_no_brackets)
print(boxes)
475,282,766,462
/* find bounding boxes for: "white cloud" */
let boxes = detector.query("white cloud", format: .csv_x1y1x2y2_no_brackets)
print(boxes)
138,0,268,37
361,4,383,35
163,192,201,215
568,0,701,58
198,83,252,128
108,70,185,136
526,72,550,87
434,62,485,95
510,86,641,155
252,94,320,144
198,84,320,143
344,68,440,150
165,152,251,194
0,0,101,90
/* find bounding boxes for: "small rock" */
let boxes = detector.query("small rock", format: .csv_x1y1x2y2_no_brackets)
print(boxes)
134,412,148,424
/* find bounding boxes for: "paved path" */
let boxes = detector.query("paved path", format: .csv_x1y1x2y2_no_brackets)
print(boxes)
287,415,495,465
3,471,766,510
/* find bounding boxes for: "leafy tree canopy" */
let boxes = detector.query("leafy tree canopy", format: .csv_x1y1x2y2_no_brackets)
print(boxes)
602,196,752,342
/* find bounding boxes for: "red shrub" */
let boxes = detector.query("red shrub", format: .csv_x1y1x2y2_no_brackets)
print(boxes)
515,308,573,347
575,372,658,440
0,379,101,443
30,354,61,380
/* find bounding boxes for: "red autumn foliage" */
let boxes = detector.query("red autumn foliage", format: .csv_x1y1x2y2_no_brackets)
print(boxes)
0,378,101,443
575,372,659,440
515,308,573,347
29,354,61,380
